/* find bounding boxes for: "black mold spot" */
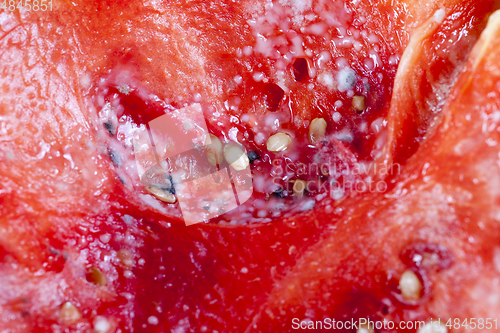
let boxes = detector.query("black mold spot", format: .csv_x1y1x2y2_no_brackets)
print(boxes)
108,149,122,167
272,188,286,198
247,150,260,164
104,121,115,136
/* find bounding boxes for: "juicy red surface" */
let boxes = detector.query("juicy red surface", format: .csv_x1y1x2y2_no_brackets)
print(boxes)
1,0,500,332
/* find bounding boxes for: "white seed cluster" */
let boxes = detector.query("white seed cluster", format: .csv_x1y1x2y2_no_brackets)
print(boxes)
206,134,223,166
267,132,292,152
308,118,327,144
86,266,107,286
60,302,82,325
293,179,307,198
357,323,374,333
352,95,366,112
146,186,176,203
399,269,422,301
223,143,250,171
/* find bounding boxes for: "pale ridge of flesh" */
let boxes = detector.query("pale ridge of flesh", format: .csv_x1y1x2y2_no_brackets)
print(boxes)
374,9,447,169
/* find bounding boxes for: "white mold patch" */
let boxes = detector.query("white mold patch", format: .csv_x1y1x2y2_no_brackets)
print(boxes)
337,67,357,92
